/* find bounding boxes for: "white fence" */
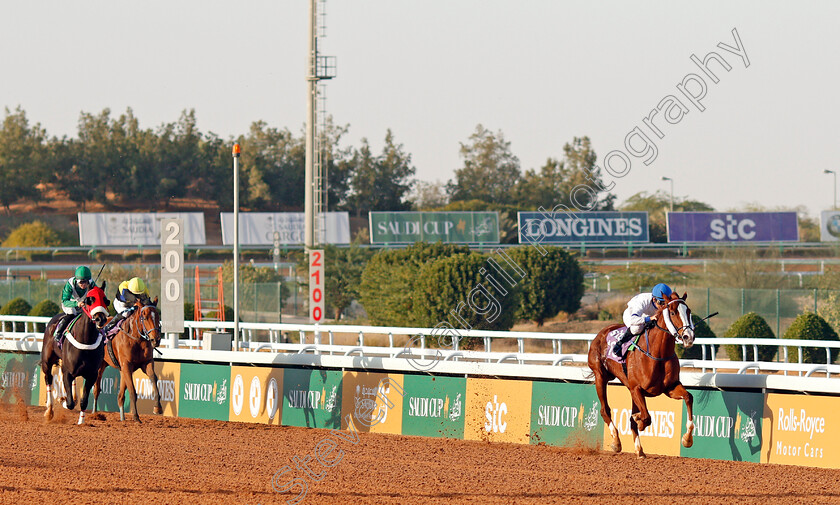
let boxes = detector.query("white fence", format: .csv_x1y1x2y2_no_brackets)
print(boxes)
3,315,840,394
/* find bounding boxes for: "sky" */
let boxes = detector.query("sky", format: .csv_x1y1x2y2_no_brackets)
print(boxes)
3,1,839,218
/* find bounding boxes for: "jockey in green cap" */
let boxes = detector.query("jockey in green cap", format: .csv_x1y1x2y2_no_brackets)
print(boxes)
54,266,98,343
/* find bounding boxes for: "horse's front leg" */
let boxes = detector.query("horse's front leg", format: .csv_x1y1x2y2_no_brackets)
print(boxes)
123,364,141,423
41,361,55,420
629,401,645,459
117,366,129,422
92,361,106,414
77,374,96,425
594,373,620,453
144,361,162,415
629,386,651,459
62,369,76,411
666,382,694,448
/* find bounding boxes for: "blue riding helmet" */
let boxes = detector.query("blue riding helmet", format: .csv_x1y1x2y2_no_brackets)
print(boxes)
652,283,673,302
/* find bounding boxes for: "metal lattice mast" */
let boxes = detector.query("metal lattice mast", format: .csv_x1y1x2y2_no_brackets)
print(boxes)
305,0,335,250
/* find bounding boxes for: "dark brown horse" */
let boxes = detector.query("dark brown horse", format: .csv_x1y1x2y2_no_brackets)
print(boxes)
93,301,162,422
587,291,696,458
40,283,110,425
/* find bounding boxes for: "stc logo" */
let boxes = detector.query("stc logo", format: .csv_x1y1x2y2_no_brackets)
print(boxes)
710,215,756,240
485,395,508,433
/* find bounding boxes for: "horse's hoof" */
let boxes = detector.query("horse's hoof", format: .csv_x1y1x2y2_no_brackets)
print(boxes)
682,435,693,448
61,400,68,410
153,406,162,415
611,443,621,453
637,451,646,459
134,417,142,423
44,409,53,421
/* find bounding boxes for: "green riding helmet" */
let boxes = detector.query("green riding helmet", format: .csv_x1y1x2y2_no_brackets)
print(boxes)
75,266,92,281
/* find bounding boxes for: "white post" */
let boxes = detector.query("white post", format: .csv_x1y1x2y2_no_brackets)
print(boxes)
233,144,241,351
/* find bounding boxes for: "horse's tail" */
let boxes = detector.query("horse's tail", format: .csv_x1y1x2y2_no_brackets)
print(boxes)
581,368,596,382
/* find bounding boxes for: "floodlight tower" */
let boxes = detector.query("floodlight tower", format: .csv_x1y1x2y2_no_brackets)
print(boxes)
305,0,336,249
305,0,335,323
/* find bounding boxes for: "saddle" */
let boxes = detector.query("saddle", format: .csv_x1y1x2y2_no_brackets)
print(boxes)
104,317,129,339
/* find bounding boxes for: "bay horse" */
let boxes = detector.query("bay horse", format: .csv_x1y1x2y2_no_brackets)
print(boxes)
587,291,696,458
40,283,110,425
92,300,162,422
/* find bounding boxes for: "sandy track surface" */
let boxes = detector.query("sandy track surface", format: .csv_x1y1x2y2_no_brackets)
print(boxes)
1,404,838,505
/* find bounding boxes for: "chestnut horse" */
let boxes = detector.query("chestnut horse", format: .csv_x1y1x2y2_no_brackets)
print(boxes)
40,283,110,425
93,301,162,422
587,291,696,458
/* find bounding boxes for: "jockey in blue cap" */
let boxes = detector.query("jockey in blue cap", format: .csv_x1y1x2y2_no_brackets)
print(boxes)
612,283,673,358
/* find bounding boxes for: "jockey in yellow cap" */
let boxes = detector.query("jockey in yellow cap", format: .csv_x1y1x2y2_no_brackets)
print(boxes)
102,277,150,334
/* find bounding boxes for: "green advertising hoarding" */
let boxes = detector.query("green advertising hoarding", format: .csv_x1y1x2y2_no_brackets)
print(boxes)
530,382,603,447
179,363,230,421
0,352,40,406
402,375,466,438
369,212,500,244
282,369,343,429
680,389,763,462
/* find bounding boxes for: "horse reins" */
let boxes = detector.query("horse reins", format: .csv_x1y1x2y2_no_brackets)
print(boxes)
634,329,676,362
636,299,689,362
115,306,162,347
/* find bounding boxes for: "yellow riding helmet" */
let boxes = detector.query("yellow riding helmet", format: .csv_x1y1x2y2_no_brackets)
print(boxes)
127,277,147,295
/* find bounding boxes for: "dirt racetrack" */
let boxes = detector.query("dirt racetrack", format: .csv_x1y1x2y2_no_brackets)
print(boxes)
1,403,839,505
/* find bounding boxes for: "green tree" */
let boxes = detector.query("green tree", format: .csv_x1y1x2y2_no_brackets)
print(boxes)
29,299,61,332
70,108,128,206
723,312,777,362
236,120,302,210
782,312,839,364
2,221,65,260
151,110,203,208
506,246,584,325
409,180,449,210
515,137,614,211
323,243,374,319
0,107,48,212
447,124,521,205
359,242,470,326
412,252,518,333
1,297,33,332
346,130,416,216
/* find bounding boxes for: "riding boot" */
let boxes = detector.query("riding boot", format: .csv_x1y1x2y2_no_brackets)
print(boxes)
54,315,71,343
612,327,634,357
102,313,125,334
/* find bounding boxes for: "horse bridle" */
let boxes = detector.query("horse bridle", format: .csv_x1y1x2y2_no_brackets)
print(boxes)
120,305,161,345
654,298,693,343
631,299,692,362
137,306,162,345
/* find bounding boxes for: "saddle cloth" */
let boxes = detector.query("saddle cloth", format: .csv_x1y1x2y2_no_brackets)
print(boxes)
104,317,128,339
605,326,635,364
